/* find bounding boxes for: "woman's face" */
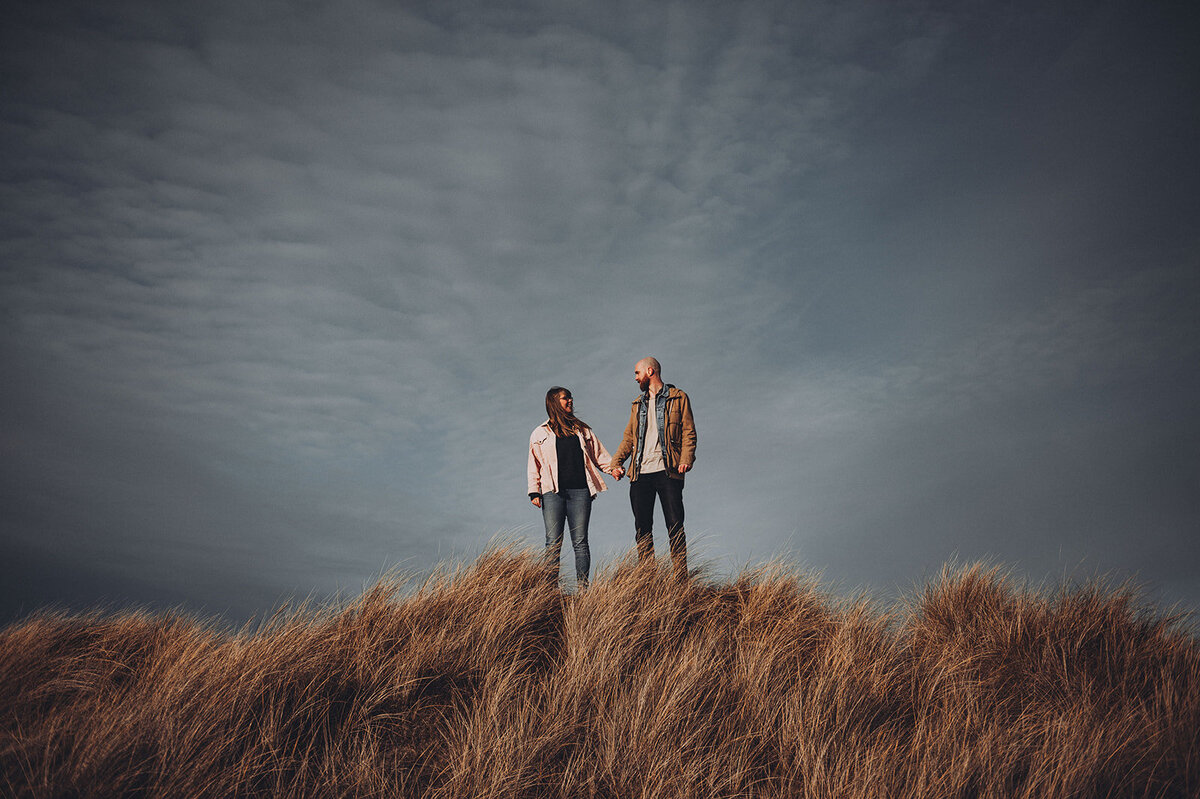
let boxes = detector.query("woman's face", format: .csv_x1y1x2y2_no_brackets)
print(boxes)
557,392,574,414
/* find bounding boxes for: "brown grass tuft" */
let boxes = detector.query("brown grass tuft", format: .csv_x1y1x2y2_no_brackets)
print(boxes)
2,548,1196,797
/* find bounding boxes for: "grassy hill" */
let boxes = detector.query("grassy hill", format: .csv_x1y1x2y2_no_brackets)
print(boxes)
2,548,1197,797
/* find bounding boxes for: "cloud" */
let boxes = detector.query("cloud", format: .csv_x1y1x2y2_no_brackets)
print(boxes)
1,0,1197,620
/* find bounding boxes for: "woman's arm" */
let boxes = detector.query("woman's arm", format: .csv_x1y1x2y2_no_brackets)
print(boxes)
583,428,614,475
527,433,544,500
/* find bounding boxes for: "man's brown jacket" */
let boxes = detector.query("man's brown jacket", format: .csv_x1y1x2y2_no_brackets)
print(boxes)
610,386,696,482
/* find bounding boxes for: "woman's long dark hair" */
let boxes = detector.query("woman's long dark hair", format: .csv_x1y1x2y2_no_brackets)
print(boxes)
545,386,590,437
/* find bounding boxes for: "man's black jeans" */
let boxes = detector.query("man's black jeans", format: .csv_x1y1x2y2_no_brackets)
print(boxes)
629,470,687,576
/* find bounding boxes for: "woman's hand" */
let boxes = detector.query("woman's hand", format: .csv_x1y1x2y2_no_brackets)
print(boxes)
531,496,542,508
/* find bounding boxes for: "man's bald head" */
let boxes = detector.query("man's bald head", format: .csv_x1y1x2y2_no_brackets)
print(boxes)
636,356,661,376
633,357,663,393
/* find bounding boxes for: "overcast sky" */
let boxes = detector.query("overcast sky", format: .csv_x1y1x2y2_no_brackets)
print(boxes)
2,0,1197,624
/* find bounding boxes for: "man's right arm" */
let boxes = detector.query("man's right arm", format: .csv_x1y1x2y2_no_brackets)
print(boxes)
609,402,637,473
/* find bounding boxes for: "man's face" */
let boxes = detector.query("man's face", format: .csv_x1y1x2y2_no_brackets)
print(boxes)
633,363,651,391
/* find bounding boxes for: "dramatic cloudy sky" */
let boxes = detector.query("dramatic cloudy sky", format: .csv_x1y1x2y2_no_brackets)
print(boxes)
2,0,1197,623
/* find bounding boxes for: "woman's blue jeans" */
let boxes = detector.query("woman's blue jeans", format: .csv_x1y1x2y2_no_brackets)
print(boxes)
540,488,592,587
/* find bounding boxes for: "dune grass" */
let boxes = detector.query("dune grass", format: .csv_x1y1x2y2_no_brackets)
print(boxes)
1,548,1197,797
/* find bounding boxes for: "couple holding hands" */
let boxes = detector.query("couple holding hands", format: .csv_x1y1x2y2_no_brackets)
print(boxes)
526,357,697,588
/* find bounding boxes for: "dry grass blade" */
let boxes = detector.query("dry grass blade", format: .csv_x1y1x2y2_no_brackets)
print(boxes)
1,548,1196,797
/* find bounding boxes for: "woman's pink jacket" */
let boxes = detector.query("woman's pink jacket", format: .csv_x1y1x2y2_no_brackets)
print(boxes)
527,421,612,498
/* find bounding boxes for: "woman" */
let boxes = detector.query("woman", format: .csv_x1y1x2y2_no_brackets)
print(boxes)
527,386,613,589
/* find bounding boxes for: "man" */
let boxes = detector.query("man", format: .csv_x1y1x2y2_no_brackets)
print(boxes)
610,357,697,576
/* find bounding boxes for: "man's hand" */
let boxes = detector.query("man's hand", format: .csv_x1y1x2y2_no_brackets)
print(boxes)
531,496,542,508
612,466,625,480
677,462,691,474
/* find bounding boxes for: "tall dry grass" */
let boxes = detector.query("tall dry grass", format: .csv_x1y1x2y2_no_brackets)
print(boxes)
1,548,1197,798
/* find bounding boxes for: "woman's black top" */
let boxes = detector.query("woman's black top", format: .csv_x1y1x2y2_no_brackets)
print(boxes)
555,433,587,490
